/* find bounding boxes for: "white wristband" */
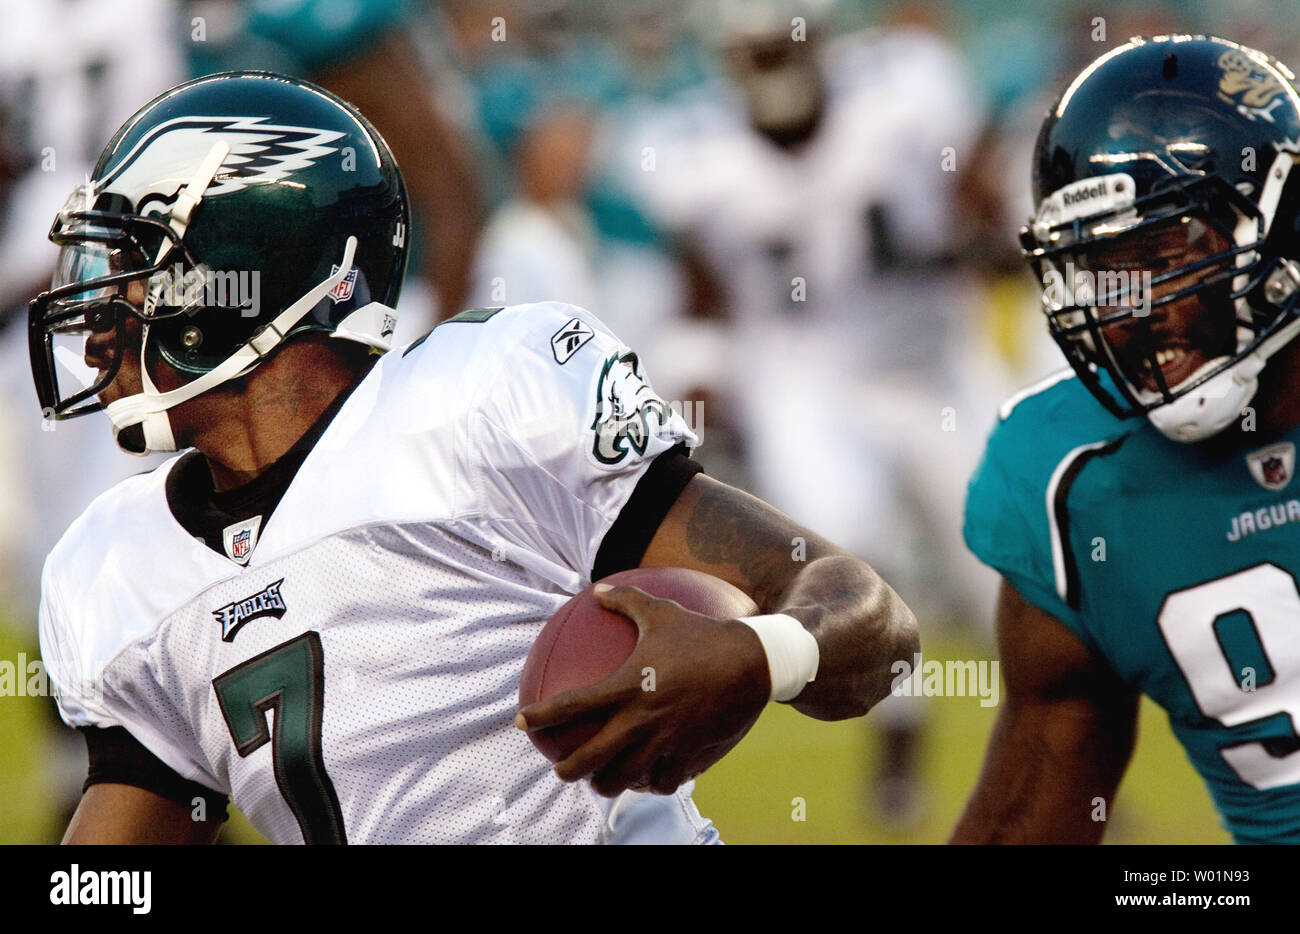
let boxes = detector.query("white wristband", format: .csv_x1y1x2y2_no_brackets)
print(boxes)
738,614,820,702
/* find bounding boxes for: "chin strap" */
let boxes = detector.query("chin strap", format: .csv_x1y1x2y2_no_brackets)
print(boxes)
1148,307,1300,442
107,235,359,454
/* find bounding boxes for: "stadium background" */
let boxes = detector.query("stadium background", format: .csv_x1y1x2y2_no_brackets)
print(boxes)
4,0,1287,844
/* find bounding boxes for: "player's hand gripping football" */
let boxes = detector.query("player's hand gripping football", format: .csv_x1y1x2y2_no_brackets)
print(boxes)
516,583,771,796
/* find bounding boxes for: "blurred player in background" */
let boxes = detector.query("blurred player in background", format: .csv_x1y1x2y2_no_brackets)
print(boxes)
0,0,183,836
634,0,992,824
0,0,181,617
460,0,717,359
957,35,1300,843
471,105,602,312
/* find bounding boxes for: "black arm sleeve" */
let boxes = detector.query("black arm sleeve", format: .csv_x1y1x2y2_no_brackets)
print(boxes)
81,726,229,822
592,443,704,580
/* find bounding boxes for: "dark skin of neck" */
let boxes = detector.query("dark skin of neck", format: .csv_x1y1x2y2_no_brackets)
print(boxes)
181,340,372,491
95,314,371,491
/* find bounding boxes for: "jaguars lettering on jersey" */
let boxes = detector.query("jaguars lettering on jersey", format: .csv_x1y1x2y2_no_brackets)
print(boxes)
37,302,716,845
966,371,1300,843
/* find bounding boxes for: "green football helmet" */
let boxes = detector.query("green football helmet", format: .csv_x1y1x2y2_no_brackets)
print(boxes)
29,71,410,453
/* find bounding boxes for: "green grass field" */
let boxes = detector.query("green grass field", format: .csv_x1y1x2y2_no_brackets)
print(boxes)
0,624,1230,844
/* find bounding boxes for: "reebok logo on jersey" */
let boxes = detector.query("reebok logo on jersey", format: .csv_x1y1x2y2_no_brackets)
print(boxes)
214,578,287,642
551,317,595,364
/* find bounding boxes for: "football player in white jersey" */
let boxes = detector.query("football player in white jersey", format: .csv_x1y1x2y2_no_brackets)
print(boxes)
31,72,917,844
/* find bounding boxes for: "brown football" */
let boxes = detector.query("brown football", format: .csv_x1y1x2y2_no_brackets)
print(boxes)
518,566,759,763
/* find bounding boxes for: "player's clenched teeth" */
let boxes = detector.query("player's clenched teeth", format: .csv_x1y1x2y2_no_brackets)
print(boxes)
1130,344,1205,392
1154,347,1184,368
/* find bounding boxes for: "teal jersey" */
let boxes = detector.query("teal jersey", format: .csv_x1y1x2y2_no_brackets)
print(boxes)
965,370,1300,844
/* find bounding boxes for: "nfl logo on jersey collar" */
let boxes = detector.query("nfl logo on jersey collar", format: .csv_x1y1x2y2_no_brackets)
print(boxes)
1246,442,1295,492
222,516,263,566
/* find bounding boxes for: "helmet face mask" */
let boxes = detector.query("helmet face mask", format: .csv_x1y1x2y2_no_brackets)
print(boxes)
1028,177,1262,416
29,71,411,453
31,185,206,417
1023,36,1300,441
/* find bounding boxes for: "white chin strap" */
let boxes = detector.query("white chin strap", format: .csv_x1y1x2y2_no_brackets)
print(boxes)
107,235,360,455
1146,313,1300,443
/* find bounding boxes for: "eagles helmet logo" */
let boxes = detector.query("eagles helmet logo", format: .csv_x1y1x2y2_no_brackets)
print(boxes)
589,350,672,466
102,115,345,212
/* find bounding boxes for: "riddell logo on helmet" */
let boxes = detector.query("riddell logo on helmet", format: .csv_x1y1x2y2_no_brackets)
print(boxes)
1036,173,1136,228
147,263,261,318
1061,182,1110,207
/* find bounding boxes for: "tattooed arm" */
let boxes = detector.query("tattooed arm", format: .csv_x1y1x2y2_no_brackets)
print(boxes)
638,474,917,720
951,581,1138,843
516,474,918,795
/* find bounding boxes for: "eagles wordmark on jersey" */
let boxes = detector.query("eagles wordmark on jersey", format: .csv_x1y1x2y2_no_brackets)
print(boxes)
39,300,717,844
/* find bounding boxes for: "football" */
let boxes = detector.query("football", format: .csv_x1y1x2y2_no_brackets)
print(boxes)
519,566,759,762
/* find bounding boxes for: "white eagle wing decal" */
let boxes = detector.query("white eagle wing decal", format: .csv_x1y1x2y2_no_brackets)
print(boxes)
100,115,345,208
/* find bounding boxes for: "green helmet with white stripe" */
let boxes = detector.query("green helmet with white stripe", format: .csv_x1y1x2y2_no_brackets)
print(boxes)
29,70,410,453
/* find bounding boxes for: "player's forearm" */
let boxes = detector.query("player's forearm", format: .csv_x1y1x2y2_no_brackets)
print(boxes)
951,700,1130,844
640,476,917,718
775,554,919,721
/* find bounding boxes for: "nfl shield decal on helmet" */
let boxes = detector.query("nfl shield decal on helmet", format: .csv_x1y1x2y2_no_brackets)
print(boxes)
222,515,263,565
1247,442,1295,491
328,264,359,304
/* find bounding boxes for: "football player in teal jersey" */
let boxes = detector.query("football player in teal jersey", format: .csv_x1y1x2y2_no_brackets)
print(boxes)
954,36,1300,844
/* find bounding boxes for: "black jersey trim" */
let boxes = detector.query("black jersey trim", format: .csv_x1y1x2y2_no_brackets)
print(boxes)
592,443,703,581
1049,437,1126,610
81,726,229,821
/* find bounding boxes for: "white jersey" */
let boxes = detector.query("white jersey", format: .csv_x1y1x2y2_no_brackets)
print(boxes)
639,79,889,372
38,301,716,844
